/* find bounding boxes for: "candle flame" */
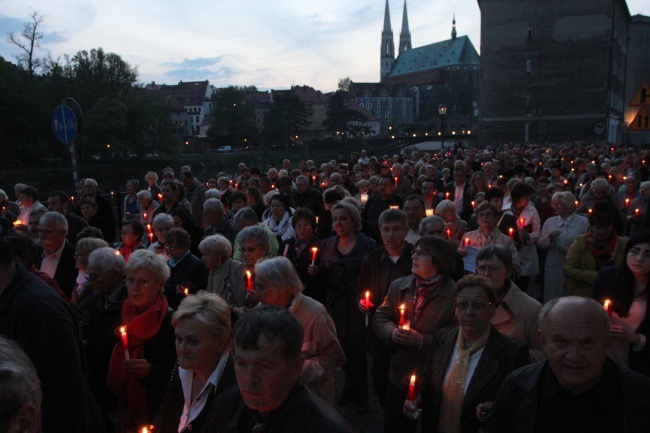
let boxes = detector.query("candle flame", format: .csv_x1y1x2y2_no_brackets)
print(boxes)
604,299,611,309
311,247,318,253
119,326,127,335
410,374,416,385
246,270,252,278
365,291,370,300
184,287,189,296
399,304,405,311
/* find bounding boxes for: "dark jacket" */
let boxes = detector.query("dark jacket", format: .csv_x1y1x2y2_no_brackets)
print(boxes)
34,239,78,299
444,181,474,221
421,325,531,432
206,218,240,247
480,359,650,433
590,266,650,377
0,264,103,433
278,236,328,305
290,188,326,217
164,252,209,309
362,194,405,241
156,355,237,433
66,212,89,245
203,382,353,433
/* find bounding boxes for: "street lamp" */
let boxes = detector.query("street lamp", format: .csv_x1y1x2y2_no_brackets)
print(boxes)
438,103,447,148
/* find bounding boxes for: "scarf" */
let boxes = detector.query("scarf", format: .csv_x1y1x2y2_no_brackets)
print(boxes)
107,293,169,429
294,236,314,258
587,232,619,269
438,326,491,433
266,211,291,237
413,275,443,320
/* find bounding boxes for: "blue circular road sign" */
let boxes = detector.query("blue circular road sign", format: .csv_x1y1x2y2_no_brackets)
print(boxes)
52,104,78,144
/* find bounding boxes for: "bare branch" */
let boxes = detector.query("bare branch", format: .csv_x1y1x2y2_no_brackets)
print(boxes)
5,11,45,77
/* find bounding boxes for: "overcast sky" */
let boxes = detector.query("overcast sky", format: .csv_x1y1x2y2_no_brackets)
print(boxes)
0,0,647,93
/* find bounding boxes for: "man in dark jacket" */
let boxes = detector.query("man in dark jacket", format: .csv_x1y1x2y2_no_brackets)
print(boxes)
481,297,650,433
163,228,208,309
33,211,77,298
47,190,88,245
204,306,352,433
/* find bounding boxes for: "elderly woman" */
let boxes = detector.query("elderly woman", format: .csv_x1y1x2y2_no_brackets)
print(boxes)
504,183,540,291
405,275,530,432
145,171,161,199
262,194,295,242
316,200,376,413
577,178,625,234
199,234,246,311
155,292,236,433
590,230,650,377
277,208,327,305
254,257,346,404
627,181,650,237
138,190,160,227
107,249,176,431
373,236,457,433
72,236,110,304
538,191,589,301
435,199,467,250
461,201,521,276
235,225,271,315
475,245,543,361
113,218,145,262
163,228,208,310
149,214,174,258
16,186,47,226
564,202,629,297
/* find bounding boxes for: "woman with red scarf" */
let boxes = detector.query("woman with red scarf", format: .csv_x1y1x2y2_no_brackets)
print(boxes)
107,249,176,431
564,202,629,296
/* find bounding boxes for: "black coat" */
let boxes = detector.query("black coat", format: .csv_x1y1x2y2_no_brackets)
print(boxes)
277,236,328,305
164,252,209,309
444,181,474,221
34,239,78,299
421,325,530,432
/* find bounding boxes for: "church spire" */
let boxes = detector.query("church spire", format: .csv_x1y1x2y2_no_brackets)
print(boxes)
451,14,457,40
399,0,412,54
380,0,395,80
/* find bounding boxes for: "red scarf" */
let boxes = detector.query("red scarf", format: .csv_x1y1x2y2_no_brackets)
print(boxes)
586,232,619,269
107,293,169,428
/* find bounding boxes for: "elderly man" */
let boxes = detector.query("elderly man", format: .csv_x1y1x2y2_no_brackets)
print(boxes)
152,179,181,218
0,336,41,433
231,207,278,260
481,297,650,433
179,170,207,227
290,175,325,217
27,208,47,240
47,190,89,245
81,179,115,239
391,163,412,197
33,211,77,298
204,306,352,433
204,198,239,245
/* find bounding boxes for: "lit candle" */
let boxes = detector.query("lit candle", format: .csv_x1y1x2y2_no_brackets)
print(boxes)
139,425,159,433
398,304,407,326
360,193,369,203
588,208,593,214
389,205,399,210
310,247,319,266
321,182,326,189
143,212,147,221
519,218,525,229
488,184,492,189
271,184,275,190
635,208,640,216
183,287,189,297
245,270,253,291
575,200,579,207
471,201,475,208
13,220,21,227
563,180,568,185
70,196,75,205
118,326,130,360
446,228,451,238
604,299,612,318
394,176,399,184
463,237,470,251
364,290,371,326
445,192,450,200
425,208,434,217
625,198,630,207
406,374,417,402
157,193,162,201
508,227,514,239
148,232,154,244
234,183,239,189
401,321,410,331
312,176,316,183
315,216,319,224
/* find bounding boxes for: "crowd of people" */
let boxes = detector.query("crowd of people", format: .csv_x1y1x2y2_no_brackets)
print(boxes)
2,141,650,433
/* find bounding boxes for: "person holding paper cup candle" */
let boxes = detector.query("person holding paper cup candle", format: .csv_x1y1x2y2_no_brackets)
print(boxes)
403,275,530,432
373,236,457,433
590,230,650,377
107,249,176,432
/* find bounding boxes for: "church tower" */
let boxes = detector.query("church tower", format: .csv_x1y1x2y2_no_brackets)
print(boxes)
451,14,457,40
380,0,395,80
399,0,412,54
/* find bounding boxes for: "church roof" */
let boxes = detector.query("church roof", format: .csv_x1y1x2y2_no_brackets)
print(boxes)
386,35,479,78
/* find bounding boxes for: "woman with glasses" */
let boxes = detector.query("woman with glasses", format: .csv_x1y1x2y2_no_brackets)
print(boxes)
538,191,589,302
278,208,327,305
72,236,109,303
114,217,146,263
373,236,457,433
149,214,175,258
475,245,543,361
564,202,629,297
235,225,271,316
107,249,176,432
404,275,530,432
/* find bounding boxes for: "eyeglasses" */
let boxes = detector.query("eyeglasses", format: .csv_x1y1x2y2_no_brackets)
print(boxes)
477,212,495,219
125,277,152,288
476,265,503,275
294,223,312,230
154,226,172,233
411,250,431,259
240,247,259,253
456,301,492,311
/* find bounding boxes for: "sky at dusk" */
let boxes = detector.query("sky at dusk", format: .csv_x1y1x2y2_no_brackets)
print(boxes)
0,0,647,93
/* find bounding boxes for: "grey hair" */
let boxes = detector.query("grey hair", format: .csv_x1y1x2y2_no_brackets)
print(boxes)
254,256,304,296
233,207,258,226
87,247,126,275
203,198,224,213
0,189,7,201
639,181,650,194
84,178,98,187
199,234,233,258
137,190,152,200
0,336,41,420
552,191,577,211
125,249,170,285
152,213,174,226
419,215,444,233
172,291,231,342
205,189,222,200
590,178,610,195
40,211,68,231
237,225,270,251
434,199,456,215
76,237,110,257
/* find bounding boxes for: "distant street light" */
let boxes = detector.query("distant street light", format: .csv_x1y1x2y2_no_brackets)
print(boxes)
438,103,447,148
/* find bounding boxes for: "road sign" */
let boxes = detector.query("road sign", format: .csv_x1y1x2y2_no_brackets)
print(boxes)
628,106,650,131
629,82,649,107
52,104,78,144
594,123,605,134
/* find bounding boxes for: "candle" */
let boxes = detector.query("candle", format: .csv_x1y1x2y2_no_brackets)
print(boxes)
364,290,371,326
271,184,275,190
401,321,410,331
389,205,399,210
118,326,130,360
148,232,154,244
183,287,189,297
635,208,640,216
471,201,475,208
157,193,162,201
245,270,253,291
446,228,451,238
625,198,630,207
406,374,417,402
143,212,147,221
71,196,75,205
425,208,434,217
588,208,593,214
519,218,525,229
315,216,319,224
312,176,316,182
398,304,407,326
575,200,579,207
563,180,568,185
139,425,159,433
394,176,399,184
508,227,514,239
488,184,492,189
321,182,326,188
463,237,470,251
234,183,239,189
360,193,369,203
310,247,319,266
604,299,612,318
445,192,450,200
147,224,152,232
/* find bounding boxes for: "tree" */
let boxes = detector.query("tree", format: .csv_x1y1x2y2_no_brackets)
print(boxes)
323,90,369,139
338,77,351,92
207,85,258,148
6,11,44,78
264,92,312,148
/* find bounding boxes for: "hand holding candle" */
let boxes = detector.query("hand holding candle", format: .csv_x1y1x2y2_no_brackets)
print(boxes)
508,227,514,239
117,326,130,360
363,290,373,326
398,304,408,326
406,374,418,402
310,246,319,266
245,270,253,291
463,237,470,251
604,299,612,318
